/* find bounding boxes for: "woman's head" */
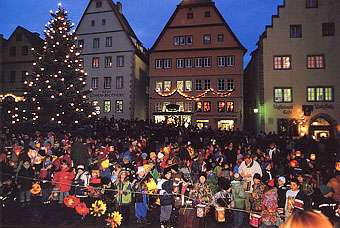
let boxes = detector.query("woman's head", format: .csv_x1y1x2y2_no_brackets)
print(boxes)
282,210,333,228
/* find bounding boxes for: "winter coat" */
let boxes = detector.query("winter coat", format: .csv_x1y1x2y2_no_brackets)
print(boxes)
312,194,338,223
250,181,266,212
52,167,75,192
238,160,262,193
206,172,218,194
158,178,174,206
71,141,89,169
211,189,235,208
261,187,278,226
277,184,287,215
115,180,132,205
327,177,340,203
17,165,35,191
231,180,246,209
192,181,213,205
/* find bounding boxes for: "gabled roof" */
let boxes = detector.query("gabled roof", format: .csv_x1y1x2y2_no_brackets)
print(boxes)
150,0,246,53
7,26,44,47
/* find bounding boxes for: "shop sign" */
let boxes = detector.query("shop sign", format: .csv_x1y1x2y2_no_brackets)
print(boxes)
314,104,334,110
89,91,124,98
273,104,293,115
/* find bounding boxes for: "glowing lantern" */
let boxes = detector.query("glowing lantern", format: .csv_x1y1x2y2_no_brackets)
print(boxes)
64,195,80,208
30,183,42,195
90,200,107,217
196,204,207,217
336,162,340,171
296,151,301,157
290,160,299,168
310,153,316,161
76,202,89,216
105,211,123,228
14,146,21,157
215,207,225,222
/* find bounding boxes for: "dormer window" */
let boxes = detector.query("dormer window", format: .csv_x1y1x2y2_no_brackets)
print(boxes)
187,13,193,19
96,1,102,8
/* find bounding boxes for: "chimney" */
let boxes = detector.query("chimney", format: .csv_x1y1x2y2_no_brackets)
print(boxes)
117,2,122,14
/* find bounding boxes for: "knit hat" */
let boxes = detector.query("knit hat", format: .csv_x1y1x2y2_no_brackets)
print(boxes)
141,153,147,158
137,166,145,174
233,173,242,181
164,166,172,175
77,164,85,170
278,176,286,184
150,152,156,159
157,152,164,159
263,162,271,170
101,159,109,169
123,156,129,162
319,185,332,196
198,172,207,179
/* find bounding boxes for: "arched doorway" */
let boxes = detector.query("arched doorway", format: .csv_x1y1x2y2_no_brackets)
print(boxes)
308,114,338,141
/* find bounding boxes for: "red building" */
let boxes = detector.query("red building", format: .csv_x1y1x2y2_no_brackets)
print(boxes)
149,0,246,129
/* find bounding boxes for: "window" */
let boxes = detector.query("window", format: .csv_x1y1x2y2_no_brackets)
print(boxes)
274,56,291,69
186,36,193,45
174,36,192,46
274,87,292,103
177,81,184,91
226,79,235,91
204,11,211,18
78,39,84,48
156,81,162,91
102,19,106,26
226,102,234,112
162,102,170,112
22,46,28,55
116,100,123,113
203,34,211,44
217,79,225,91
9,46,16,56
322,23,335,36
116,76,123,89
185,102,193,112
93,38,100,48
106,37,112,47
105,56,112,67
226,56,235,66
187,13,193,19
203,57,211,67
16,33,22,41
180,36,186,45
164,59,171,69
96,1,102,8
218,101,226,112
195,80,202,91
91,77,98,89
195,58,203,67
185,58,193,68
155,102,162,112
91,20,95,27
185,80,192,92
104,77,111,89
176,58,184,68
218,57,225,67
306,0,318,8
203,101,211,112
176,102,184,112
204,79,210,90
218,34,224,42
104,100,111,113
156,59,163,69
21,71,28,82
92,57,99,68
9,71,15,83
164,81,171,92
307,55,324,69
79,58,84,68
117,56,124,67
174,37,180,46
195,101,202,112
290,25,302,38
307,87,333,102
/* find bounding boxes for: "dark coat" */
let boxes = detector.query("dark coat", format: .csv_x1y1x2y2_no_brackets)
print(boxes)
71,141,89,169
159,179,174,206
17,165,35,191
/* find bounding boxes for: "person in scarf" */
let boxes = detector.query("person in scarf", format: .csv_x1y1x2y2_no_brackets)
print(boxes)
157,167,174,228
52,160,75,204
261,180,278,228
276,176,287,226
250,173,266,212
115,169,132,226
133,166,149,226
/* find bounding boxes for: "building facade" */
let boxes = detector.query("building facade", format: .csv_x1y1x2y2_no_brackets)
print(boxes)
76,0,148,120
244,0,340,140
0,26,43,96
149,0,246,129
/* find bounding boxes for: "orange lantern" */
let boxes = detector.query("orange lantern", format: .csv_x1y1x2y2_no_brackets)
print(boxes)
76,202,89,216
290,160,299,168
14,146,21,157
64,195,80,208
215,207,225,222
30,183,42,195
296,151,301,157
336,162,340,171
310,153,316,161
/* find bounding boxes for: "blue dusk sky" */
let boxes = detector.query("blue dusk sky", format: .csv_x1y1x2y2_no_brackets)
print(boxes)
0,0,283,67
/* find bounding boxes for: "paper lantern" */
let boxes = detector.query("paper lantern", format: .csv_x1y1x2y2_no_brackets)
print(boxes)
64,195,80,208
105,211,123,228
30,183,41,195
336,162,340,171
249,213,262,227
296,151,301,157
310,153,316,161
289,160,299,168
50,187,61,200
90,200,107,217
196,204,207,218
76,202,89,216
215,207,225,222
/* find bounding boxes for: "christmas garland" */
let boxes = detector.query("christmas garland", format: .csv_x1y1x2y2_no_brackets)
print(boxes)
155,88,233,101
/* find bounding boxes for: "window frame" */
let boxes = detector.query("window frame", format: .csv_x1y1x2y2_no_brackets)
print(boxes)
203,57,211,67
290,25,302,38
195,57,203,68
274,87,293,103
164,80,171,92
203,101,211,112
103,77,112,89
226,79,235,91
96,1,102,8
164,59,172,69
22,46,28,56
307,55,325,69
217,34,224,42
91,77,99,89
176,58,184,68
226,101,234,113
116,76,123,89
116,100,123,113
204,79,211,91
217,79,225,91
103,100,111,113
91,20,95,27
273,55,292,70
306,0,318,8
106,37,112,47
117,56,124,67
185,80,192,92
322,23,335,37
92,57,99,68
185,58,193,68
195,79,202,91
93,38,100,48
104,56,112,68
307,86,333,102
203,34,211,44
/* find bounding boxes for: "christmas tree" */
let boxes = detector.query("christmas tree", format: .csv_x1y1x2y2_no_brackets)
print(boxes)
17,4,94,132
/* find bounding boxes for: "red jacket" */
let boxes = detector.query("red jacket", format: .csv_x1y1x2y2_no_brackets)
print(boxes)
52,167,75,192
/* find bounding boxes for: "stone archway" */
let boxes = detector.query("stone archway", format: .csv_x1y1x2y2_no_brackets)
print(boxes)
308,113,339,139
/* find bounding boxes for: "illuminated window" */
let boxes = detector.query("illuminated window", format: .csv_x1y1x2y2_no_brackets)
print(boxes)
307,87,334,102
195,80,202,91
218,79,225,91
203,101,211,112
218,101,226,112
93,38,100,48
116,76,123,89
195,58,203,67
226,101,234,112
164,81,171,92
290,25,302,38
91,77,98,89
204,79,211,90
185,80,192,92
185,102,193,112
274,87,292,103
104,77,111,89
105,56,112,67
177,81,184,91
203,34,211,44
104,100,111,113
176,102,184,112
195,101,202,112
155,102,162,112
274,56,291,70
307,88,315,101
307,55,324,69
163,102,170,112
156,81,162,91
116,100,123,113
92,57,99,68
106,37,112,47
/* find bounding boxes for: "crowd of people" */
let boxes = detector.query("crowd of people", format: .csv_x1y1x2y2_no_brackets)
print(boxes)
0,118,340,228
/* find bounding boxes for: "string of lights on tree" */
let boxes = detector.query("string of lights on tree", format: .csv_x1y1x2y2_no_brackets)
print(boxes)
8,3,93,131
154,88,234,101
